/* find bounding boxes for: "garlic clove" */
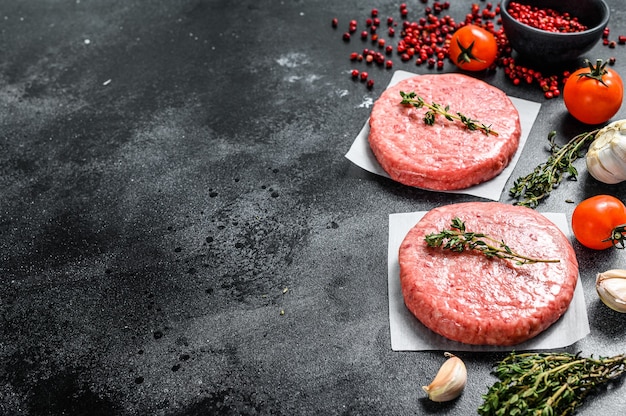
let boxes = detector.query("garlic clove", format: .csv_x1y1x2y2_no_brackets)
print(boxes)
586,120,626,184
587,142,626,184
422,352,467,402
596,269,626,313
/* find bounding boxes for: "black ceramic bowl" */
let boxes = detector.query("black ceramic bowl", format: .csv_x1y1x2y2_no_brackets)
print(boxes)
500,0,610,63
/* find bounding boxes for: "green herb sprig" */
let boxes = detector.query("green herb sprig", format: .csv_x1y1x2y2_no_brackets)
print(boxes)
478,351,626,416
399,91,498,136
509,129,599,208
424,217,560,265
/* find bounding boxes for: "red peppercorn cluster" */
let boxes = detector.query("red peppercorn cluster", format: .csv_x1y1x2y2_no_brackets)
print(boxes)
500,57,564,98
396,12,455,70
331,1,622,99
506,2,587,33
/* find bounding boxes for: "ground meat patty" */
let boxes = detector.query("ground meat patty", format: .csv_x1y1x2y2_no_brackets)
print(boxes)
369,73,521,190
398,202,578,346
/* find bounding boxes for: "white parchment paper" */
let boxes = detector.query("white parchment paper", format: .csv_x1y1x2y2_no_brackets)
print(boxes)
388,211,590,352
345,70,542,201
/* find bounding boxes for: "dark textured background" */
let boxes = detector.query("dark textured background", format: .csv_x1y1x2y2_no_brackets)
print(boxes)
2,0,626,415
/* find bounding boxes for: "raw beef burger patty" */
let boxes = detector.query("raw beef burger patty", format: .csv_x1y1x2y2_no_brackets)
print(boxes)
398,202,578,346
369,73,521,190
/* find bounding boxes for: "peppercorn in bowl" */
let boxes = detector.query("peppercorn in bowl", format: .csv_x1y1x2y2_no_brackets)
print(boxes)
500,0,610,63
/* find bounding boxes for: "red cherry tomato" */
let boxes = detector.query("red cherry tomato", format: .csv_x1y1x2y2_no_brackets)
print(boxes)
563,59,624,125
448,24,498,71
571,195,626,250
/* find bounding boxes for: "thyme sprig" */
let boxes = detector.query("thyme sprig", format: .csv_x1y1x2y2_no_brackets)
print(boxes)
478,351,626,416
399,91,498,136
509,129,600,208
424,217,559,265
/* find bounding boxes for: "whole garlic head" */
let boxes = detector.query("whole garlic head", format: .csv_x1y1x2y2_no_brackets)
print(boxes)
596,269,626,313
586,120,626,184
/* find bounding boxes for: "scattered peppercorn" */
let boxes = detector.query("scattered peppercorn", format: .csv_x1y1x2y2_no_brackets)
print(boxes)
334,2,617,97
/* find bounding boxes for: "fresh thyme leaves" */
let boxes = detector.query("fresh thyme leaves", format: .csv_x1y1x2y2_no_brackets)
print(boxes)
424,217,560,265
509,129,599,208
478,351,626,416
399,91,498,136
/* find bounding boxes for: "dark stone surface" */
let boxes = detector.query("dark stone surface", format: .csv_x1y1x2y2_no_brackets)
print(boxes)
1,0,626,415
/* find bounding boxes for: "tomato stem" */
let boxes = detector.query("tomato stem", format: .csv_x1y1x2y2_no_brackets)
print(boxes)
455,38,485,65
604,224,626,249
576,59,610,87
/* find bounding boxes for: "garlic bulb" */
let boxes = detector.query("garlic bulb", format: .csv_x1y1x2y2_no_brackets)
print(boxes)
596,269,626,313
586,119,626,184
422,352,467,402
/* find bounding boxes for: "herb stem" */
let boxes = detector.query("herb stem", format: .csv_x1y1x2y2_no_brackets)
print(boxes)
400,91,499,136
479,352,626,416
509,129,600,208
424,217,560,265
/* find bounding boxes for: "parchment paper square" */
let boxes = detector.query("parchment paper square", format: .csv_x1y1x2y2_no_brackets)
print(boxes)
388,211,590,352
345,70,541,201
